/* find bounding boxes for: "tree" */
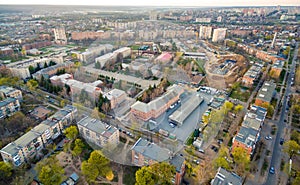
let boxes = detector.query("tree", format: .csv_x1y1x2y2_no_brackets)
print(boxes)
135,166,156,185
267,105,275,117
26,79,38,91
0,162,13,181
81,150,112,182
60,100,65,108
81,161,99,183
283,140,300,158
29,65,35,74
72,139,84,157
64,126,78,140
234,104,244,113
35,157,65,185
150,162,176,184
213,145,231,170
232,146,250,175
224,101,234,113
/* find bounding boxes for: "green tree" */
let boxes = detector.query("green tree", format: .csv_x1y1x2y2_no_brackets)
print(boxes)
135,166,156,185
28,65,35,74
81,150,112,182
35,157,65,185
0,162,13,181
72,139,84,157
213,145,231,170
26,79,38,91
293,171,300,185
283,140,300,158
64,126,78,140
224,101,234,113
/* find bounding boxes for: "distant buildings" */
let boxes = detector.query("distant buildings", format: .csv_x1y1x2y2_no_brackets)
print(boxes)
155,52,173,63
212,28,227,42
131,138,185,185
22,41,52,51
53,27,67,45
7,56,64,79
76,44,113,64
149,11,158,20
77,116,119,149
0,105,77,166
199,26,212,39
71,31,111,41
254,80,276,107
195,18,211,23
131,84,184,121
211,167,242,185
0,48,14,56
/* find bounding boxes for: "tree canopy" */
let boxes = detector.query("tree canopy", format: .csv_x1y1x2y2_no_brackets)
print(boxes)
0,162,13,181
64,126,78,140
283,140,300,158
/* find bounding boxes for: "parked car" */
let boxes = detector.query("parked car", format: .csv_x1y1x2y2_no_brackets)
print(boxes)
269,166,275,174
193,159,200,165
265,136,272,140
280,138,284,145
211,145,218,152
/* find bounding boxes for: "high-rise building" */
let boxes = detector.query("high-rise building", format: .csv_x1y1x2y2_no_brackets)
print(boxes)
149,11,158,20
199,25,212,39
212,28,227,42
53,27,67,45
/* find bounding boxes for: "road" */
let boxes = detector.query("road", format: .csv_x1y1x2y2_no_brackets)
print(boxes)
264,42,299,185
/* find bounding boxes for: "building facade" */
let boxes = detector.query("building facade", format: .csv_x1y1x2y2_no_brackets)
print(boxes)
212,28,227,42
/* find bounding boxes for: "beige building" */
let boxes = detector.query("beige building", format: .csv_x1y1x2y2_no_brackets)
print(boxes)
199,26,212,39
104,89,127,109
212,28,227,42
77,116,119,149
53,27,67,45
0,105,77,166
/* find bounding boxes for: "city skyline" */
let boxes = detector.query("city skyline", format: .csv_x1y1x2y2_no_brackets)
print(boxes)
1,0,300,6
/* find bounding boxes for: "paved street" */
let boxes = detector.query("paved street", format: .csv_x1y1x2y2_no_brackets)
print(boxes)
264,42,299,185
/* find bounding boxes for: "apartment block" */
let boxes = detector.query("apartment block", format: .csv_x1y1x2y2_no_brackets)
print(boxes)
270,60,284,79
212,28,227,42
53,27,67,45
77,44,113,64
242,65,262,87
0,97,20,119
131,138,185,185
131,84,184,121
32,61,74,80
0,105,77,166
199,26,212,39
77,116,119,149
255,80,276,107
0,86,22,101
103,89,127,109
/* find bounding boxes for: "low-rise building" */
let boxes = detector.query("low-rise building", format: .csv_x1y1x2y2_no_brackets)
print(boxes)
232,126,260,155
131,138,185,185
270,60,284,79
32,61,74,80
0,86,22,101
77,116,119,149
211,167,242,185
0,97,20,119
30,106,51,120
255,80,276,107
0,105,77,166
242,65,262,87
103,89,127,109
131,85,184,121
155,52,173,63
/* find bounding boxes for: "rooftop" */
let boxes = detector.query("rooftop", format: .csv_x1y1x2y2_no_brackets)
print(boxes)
211,167,242,185
131,84,184,113
104,89,126,100
169,94,203,125
0,97,17,107
235,126,259,148
77,116,117,139
256,80,276,103
272,60,284,69
131,138,171,163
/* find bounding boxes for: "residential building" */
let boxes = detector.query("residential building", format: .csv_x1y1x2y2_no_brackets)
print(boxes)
155,52,173,63
242,65,262,87
0,86,22,101
71,31,111,41
199,26,212,39
255,80,276,107
32,61,74,80
211,167,242,185
0,105,77,166
7,56,64,79
131,85,184,121
0,97,20,119
103,89,127,109
53,27,67,45
270,60,284,79
149,11,158,20
77,44,113,64
212,28,227,42
195,18,211,23
22,41,52,51
232,126,260,155
131,138,185,185
77,116,119,149
30,106,51,120
0,48,14,56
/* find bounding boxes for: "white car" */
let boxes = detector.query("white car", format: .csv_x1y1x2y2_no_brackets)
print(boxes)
265,136,272,140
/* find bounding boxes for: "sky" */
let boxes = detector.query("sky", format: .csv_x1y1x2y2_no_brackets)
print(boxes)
1,0,300,6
